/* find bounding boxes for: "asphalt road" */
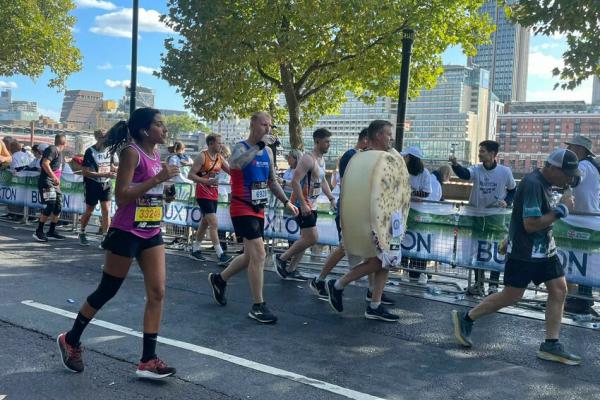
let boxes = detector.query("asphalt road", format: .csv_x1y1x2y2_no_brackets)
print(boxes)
1,221,599,400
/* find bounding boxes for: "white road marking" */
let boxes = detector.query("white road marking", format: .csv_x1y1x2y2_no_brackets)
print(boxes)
22,300,385,400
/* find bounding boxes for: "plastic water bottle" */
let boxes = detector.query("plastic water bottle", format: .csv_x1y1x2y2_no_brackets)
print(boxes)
454,294,465,300
572,314,593,322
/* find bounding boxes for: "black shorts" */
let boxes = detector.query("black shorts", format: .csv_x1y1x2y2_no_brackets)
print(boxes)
196,198,218,215
503,256,564,288
296,210,318,229
38,186,62,206
101,228,164,258
84,180,111,206
231,216,264,241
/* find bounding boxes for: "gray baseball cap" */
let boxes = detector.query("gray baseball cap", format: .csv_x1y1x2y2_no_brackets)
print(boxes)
546,148,580,177
565,135,595,157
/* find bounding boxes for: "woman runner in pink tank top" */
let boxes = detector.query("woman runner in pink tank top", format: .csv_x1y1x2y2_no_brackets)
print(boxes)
56,108,180,379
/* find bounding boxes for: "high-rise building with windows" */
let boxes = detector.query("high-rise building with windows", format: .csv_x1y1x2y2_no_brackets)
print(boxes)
120,85,155,111
60,90,103,129
404,65,494,166
468,0,529,103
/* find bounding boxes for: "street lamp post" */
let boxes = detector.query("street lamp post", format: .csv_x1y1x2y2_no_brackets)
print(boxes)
394,29,415,152
129,0,139,115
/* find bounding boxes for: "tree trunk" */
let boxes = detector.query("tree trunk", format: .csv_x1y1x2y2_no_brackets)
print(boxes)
280,63,303,150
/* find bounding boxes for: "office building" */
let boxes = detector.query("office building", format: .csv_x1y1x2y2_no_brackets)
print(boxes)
60,90,103,129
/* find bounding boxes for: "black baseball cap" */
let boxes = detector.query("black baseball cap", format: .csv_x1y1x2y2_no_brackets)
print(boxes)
546,148,580,177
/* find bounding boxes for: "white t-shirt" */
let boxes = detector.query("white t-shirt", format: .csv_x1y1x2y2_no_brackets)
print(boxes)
467,164,516,208
282,168,294,193
409,168,432,195
573,159,600,213
427,176,442,201
9,151,33,170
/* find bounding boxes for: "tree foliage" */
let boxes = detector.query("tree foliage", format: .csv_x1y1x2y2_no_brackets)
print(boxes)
163,113,207,142
160,0,494,149
0,0,82,89
508,0,600,90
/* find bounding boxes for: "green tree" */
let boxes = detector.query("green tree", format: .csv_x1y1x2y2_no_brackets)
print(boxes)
163,113,207,143
508,0,600,90
0,0,82,89
160,0,494,150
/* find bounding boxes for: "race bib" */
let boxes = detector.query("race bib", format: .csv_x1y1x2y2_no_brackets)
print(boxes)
251,181,268,206
42,187,57,201
134,185,163,229
98,165,111,174
310,181,321,198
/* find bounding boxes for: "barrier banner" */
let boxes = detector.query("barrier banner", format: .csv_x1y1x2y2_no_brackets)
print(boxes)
1,171,599,287
455,206,512,272
401,202,457,265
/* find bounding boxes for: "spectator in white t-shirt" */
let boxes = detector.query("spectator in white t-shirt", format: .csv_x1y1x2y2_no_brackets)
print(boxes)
401,146,432,284
9,141,34,172
282,149,302,196
450,140,517,296
428,165,452,202
564,135,598,314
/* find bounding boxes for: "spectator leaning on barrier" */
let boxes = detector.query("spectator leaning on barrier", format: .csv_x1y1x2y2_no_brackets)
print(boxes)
25,144,49,171
452,148,582,366
564,135,598,315
450,140,517,296
428,165,452,202
9,141,33,172
401,146,432,285
33,134,68,242
282,149,302,195
167,141,193,167
78,129,118,246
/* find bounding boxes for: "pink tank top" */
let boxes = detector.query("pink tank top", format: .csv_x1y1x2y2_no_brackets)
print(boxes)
111,143,163,239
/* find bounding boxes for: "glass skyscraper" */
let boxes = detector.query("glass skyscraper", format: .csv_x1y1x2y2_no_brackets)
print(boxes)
468,0,529,103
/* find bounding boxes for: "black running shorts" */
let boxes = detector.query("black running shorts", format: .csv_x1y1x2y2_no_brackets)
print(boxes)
231,216,264,241
503,255,564,289
84,180,111,206
295,210,318,229
196,198,218,215
102,228,164,258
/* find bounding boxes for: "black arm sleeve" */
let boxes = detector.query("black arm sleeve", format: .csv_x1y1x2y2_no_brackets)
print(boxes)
451,164,471,180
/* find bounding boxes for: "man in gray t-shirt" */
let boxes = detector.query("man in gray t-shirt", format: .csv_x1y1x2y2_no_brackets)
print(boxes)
452,148,582,366
450,140,516,295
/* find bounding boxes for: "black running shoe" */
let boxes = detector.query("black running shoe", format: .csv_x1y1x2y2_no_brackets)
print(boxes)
190,250,205,261
208,273,227,305
33,230,48,242
365,304,400,322
537,341,582,366
326,279,344,312
57,332,84,372
451,310,473,347
248,303,278,324
47,231,66,240
78,232,89,246
136,357,176,379
218,253,234,266
285,269,308,282
274,254,289,279
309,278,328,298
365,290,395,305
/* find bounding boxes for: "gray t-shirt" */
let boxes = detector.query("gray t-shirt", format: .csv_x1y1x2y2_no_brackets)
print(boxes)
467,164,516,208
506,169,556,262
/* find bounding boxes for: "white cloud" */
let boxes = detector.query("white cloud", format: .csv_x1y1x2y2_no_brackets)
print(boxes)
70,26,80,33
38,108,61,120
531,42,561,52
527,78,593,103
90,8,174,39
0,81,18,89
105,79,131,88
74,0,117,10
97,62,113,70
528,51,564,78
126,64,157,75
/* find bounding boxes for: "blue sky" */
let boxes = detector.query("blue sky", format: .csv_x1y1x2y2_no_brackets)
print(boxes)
0,0,594,121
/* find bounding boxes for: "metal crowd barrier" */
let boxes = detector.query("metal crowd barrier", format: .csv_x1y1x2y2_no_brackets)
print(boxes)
1,169,598,316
